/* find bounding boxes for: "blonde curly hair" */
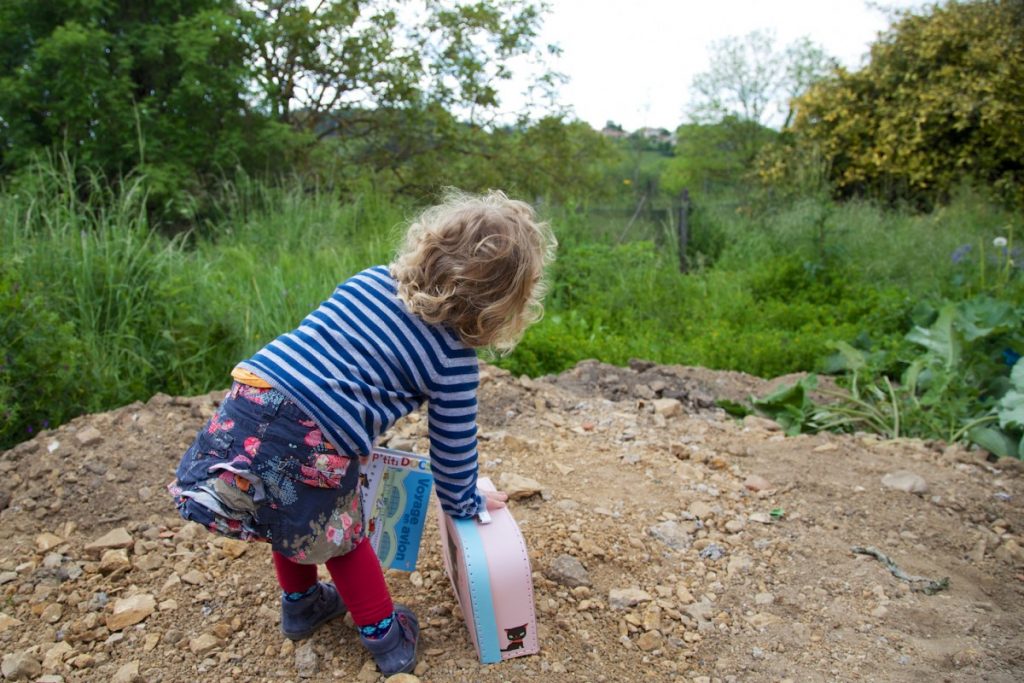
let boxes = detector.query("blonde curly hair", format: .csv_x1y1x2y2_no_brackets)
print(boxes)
390,189,556,352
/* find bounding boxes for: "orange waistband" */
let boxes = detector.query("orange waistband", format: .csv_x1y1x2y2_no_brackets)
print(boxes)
230,367,273,389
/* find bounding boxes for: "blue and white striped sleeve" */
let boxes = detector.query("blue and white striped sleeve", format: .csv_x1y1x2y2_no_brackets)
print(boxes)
428,381,483,518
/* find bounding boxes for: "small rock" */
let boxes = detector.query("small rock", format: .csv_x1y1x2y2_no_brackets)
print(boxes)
0,613,23,633
688,501,714,519
727,554,753,577
748,512,773,524
99,549,131,574
881,470,928,494
743,475,771,492
75,426,103,447
653,398,682,418
675,584,695,604
295,642,318,677
752,646,765,659
743,415,780,431
85,528,134,553
42,642,73,670
111,661,141,683
609,587,652,610
545,554,591,588
685,600,715,622
498,472,543,500
40,603,63,624
106,593,156,631
1,649,41,681
699,544,725,561
385,675,420,683
754,592,775,606
218,539,249,559
189,634,222,656
871,605,889,618
995,539,1024,564
181,569,206,585
35,533,65,553
357,659,381,682
648,521,693,550
724,519,746,534
636,631,662,652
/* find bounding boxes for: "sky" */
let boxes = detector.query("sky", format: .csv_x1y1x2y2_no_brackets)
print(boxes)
496,0,932,131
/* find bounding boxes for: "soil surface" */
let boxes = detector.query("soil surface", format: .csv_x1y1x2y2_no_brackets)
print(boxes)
2,359,1023,683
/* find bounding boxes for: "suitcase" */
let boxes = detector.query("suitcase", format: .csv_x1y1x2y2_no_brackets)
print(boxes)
437,477,539,663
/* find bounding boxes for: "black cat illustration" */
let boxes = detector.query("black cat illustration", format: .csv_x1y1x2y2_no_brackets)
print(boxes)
501,623,528,651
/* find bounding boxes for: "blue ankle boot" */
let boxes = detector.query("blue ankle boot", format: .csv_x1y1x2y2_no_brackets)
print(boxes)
280,582,347,640
359,605,419,675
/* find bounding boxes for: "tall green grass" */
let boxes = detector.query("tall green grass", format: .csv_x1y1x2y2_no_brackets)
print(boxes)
2,160,1018,447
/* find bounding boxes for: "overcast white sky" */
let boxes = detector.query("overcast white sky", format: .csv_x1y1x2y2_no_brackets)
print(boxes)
496,0,932,131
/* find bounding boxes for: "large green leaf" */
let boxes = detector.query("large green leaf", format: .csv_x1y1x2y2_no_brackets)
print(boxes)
996,362,1024,431
956,297,1018,341
968,425,1018,459
906,303,961,370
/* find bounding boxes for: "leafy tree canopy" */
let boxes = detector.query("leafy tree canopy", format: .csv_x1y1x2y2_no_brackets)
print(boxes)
780,0,1024,208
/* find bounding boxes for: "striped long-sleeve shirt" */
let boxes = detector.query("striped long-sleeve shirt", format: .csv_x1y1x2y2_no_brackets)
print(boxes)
238,266,482,518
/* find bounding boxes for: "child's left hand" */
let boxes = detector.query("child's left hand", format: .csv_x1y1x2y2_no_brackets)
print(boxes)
482,488,509,511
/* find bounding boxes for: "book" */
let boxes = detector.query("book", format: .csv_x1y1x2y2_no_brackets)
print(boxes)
437,477,539,663
360,447,433,572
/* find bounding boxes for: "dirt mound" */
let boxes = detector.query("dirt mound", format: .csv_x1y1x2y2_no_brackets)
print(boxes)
1,361,1023,682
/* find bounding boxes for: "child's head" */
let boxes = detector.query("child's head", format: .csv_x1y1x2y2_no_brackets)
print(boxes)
390,189,556,352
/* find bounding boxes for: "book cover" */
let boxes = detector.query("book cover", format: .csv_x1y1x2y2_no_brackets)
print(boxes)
360,447,433,572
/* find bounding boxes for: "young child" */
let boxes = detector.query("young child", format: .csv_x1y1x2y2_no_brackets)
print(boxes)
168,189,556,676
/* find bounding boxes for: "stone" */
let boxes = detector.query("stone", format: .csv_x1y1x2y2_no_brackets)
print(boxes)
881,470,928,494
357,659,381,682
609,587,652,610
636,631,663,652
385,675,421,683
724,519,746,534
1,650,41,681
75,426,103,447
181,569,206,585
743,475,772,492
648,521,693,551
684,600,715,622
675,584,695,604
42,642,73,671
743,415,781,431
995,539,1024,564
498,472,543,500
189,634,222,656
40,603,63,623
106,593,156,631
100,549,131,573
653,398,682,418
218,539,249,559
35,533,65,553
754,592,775,606
295,642,318,677
111,661,141,683
546,554,591,588
727,554,753,577
85,528,133,553
688,501,714,519
0,613,22,633
748,512,773,524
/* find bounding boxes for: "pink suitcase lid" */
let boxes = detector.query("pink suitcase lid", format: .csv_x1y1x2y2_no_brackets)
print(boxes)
437,477,539,663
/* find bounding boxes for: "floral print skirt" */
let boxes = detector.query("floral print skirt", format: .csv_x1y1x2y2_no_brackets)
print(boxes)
168,382,363,564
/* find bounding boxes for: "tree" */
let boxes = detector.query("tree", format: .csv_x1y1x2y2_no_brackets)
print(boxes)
0,0,283,217
688,30,833,129
243,0,549,137
783,0,1024,208
663,118,777,195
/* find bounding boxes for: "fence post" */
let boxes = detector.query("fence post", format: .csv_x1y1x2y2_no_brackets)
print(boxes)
677,189,690,273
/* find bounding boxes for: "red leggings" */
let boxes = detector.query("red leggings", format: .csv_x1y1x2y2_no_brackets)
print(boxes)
272,539,394,626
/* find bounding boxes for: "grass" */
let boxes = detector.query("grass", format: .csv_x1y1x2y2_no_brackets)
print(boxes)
2,159,1019,447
